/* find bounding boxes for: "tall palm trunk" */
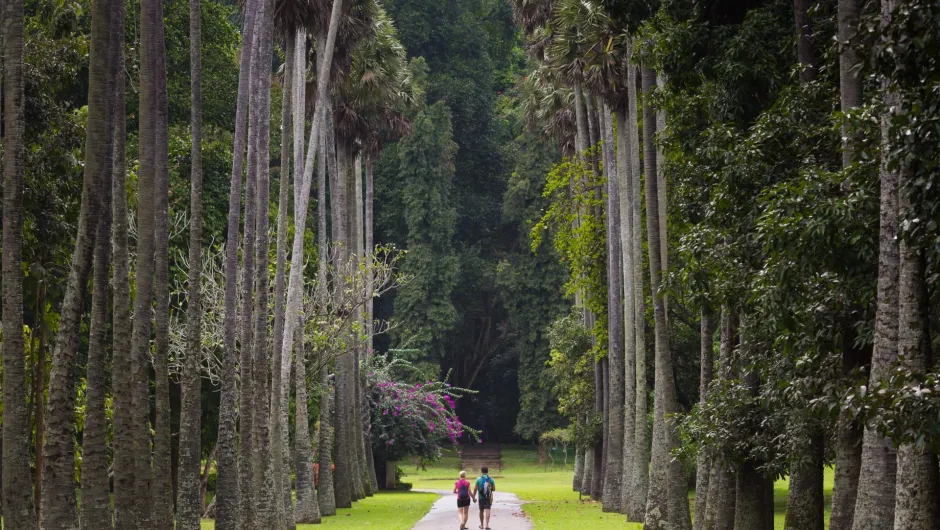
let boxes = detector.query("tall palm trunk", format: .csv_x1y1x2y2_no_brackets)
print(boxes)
294,315,321,523
248,0,276,522
317,356,337,515
110,0,137,522
702,309,737,530
353,153,373,498
851,2,901,527
273,28,296,530
829,1,863,527
151,0,175,522
40,0,113,519
215,0,261,525
364,153,380,494
692,308,714,530
643,65,690,530
602,103,625,513
615,106,637,517
176,0,205,524
238,11,264,527
1,0,37,521
794,0,817,82
893,159,939,530
130,0,160,518
785,433,825,530
81,43,116,527
625,51,650,522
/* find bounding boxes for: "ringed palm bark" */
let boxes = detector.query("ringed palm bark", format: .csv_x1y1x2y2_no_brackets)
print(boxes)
81,30,116,526
601,102,624,513
215,0,262,525
40,0,113,519
829,1,863,527
641,65,691,530
151,0,175,521
851,2,902,527
176,0,206,521
2,0,37,522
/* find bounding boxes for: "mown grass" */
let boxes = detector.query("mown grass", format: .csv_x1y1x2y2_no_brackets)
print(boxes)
403,445,835,530
199,490,439,530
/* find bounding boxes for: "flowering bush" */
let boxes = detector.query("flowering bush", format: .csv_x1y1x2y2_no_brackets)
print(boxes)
368,356,476,462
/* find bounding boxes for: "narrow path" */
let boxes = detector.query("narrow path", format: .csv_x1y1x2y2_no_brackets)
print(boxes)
411,490,532,530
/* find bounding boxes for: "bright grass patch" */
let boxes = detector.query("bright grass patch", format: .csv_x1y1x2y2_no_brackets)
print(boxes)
199,490,439,530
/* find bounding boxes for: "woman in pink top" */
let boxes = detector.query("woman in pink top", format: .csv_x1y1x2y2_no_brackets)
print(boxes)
454,470,474,529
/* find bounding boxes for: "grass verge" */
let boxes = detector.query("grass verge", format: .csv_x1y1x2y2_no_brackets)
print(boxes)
199,490,439,530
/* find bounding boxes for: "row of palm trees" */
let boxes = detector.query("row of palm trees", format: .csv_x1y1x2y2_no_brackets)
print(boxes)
0,0,414,527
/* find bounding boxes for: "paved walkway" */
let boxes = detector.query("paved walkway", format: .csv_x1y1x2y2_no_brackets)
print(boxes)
411,490,532,530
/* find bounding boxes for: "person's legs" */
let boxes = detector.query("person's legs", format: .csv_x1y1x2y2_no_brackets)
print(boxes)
479,504,485,528
484,508,491,528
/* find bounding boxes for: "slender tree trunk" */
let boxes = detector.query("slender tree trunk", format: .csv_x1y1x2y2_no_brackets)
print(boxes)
735,461,771,530
851,3,901,527
345,147,366,502
215,0,260,525
627,50,650,522
574,424,585,491
109,0,136,523
893,178,939,529
238,10,264,527
81,42,116,527
693,308,714,530
794,0,817,82
295,316,321,523
642,65,691,530
591,358,605,500
830,2,863,527
615,105,637,517
317,358,337,515
40,0,113,518
176,0,205,523
151,0,175,520
249,0,275,522
703,309,737,530
602,102,625,513
364,153,380,494
1,0,37,521
354,153,373,498
785,433,825,530
273,28,297,530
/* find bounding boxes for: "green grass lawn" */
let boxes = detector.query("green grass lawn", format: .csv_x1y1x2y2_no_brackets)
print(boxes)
199,490,439,530
403,445,835,530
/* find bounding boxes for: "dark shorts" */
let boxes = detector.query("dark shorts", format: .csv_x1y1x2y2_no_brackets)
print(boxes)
479,498,492,510
457,497,471,508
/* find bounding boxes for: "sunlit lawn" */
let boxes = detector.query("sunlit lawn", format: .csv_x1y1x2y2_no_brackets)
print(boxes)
404,445,836,530
199,490,439,530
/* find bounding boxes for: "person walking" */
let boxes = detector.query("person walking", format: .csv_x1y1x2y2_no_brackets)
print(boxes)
473,466,496,530
454,470,474,529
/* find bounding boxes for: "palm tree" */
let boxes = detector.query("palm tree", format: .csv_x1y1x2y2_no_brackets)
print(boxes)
2,0,37,523
40,0,114,519
692,308,714,530
216,0,262,526
176,0,206,521
851,2,902,528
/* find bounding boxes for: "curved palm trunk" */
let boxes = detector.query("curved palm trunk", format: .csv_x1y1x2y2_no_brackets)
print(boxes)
602,102,625,513
616,105,637,517
215,0,261,525
1,0,37,523
40,0,113,521
176,0,205,523
851,3,901,528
